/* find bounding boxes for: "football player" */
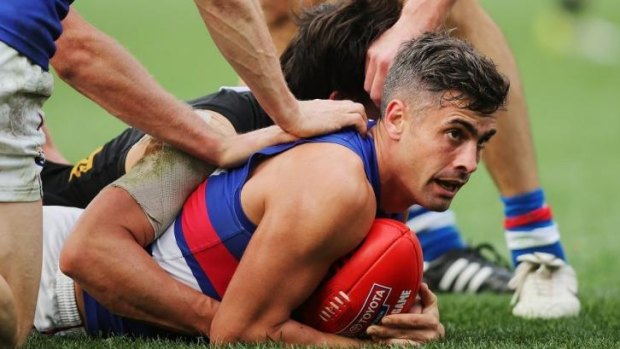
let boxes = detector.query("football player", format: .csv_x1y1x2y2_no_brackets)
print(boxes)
45,28,508,345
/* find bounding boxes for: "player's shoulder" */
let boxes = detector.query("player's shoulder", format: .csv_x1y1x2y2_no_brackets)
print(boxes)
287,141,373,206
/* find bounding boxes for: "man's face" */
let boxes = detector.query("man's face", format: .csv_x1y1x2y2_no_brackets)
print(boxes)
380,98,497,212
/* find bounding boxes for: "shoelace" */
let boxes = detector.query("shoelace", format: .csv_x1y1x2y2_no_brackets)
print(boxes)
508,253,565,305
508,261,536,305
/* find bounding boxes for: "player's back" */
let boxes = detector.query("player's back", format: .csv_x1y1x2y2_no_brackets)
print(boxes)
82,125,382,337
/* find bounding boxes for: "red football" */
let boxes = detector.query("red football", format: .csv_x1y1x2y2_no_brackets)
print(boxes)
296,218,424,338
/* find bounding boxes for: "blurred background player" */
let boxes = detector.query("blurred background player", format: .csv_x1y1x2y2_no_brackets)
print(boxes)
257,0,579,318
533,0,619,66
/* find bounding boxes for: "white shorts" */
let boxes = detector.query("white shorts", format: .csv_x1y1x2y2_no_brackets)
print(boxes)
34,206,85,335
0,41,53,202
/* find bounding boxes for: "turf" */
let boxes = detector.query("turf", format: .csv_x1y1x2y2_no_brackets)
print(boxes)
30,0,620,347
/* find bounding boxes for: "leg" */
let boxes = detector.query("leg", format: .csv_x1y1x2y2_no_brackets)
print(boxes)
261,0,325,56
447,0,579,318
0,202,42,347
0,276,17,347
0,41,52,346
448,0,566,264
447,0,538,198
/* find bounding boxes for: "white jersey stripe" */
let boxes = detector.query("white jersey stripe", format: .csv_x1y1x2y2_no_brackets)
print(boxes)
151,221,202,292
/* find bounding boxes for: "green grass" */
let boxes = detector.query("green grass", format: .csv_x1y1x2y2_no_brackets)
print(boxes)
30,0,620,347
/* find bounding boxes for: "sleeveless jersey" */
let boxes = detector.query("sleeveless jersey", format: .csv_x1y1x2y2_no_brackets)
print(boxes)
0,0,73,70
82,125,385,337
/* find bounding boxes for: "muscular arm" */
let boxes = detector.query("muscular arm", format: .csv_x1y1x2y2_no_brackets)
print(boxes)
59,111,295,335
52,9,288,167
51,9,233,165
60,186,218,335
194,0,368,137
210,143,376,346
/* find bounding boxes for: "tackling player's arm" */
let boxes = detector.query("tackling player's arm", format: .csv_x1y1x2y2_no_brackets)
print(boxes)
52,9,292,167
193,0,368,137
209,143,376,346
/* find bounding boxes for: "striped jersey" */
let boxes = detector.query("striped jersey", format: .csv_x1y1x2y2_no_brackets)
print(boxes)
82,125,385,337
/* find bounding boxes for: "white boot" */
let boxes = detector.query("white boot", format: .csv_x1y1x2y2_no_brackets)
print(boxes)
509,252,580,319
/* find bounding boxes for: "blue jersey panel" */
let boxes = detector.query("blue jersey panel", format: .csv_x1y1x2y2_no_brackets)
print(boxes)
0,0,73,69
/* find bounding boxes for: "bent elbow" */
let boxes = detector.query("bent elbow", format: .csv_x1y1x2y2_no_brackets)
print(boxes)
58,244,78,278
52,39,96,83
58,229,93,281
210,319,243,344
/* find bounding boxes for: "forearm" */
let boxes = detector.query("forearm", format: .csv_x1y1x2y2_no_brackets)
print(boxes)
193,0,300,132
214,317,367,347
52,9,224,163
60,188,218,335
78,233,217,335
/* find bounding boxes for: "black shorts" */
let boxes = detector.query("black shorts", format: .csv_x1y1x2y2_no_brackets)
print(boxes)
42,128,144,208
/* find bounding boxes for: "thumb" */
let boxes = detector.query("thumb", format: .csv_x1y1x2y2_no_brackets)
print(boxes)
418,283,438,313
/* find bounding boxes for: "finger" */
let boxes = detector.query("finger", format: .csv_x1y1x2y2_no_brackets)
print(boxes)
350,113,367,135
385,338,420,346
364,54,377,94
356,101,369,123
419,283,439,314
366,325,425,339
369,325,436,344
409,298,423,314
380,313,438,329
349,103,368,135
369,61,389,106
369,325,443,344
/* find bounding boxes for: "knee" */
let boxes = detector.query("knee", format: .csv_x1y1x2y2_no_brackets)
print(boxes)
0,278,18,348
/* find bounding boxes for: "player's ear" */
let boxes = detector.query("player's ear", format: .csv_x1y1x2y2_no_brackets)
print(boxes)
383,99,406,140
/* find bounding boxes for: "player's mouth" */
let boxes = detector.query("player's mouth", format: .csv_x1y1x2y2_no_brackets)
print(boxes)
434,178,465,197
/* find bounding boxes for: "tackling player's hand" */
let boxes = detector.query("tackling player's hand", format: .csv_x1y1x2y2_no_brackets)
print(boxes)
217,125,297,168
364,0,450,105
286,99,368,138
366,283,445,345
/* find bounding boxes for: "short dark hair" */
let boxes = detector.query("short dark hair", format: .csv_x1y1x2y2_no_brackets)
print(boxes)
382,32,510,117
281,0,401,104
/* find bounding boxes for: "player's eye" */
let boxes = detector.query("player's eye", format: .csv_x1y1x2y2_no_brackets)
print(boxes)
447,129,463,142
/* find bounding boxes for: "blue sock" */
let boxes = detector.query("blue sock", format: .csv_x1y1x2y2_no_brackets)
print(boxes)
502,188,566,266
406,206,465,262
